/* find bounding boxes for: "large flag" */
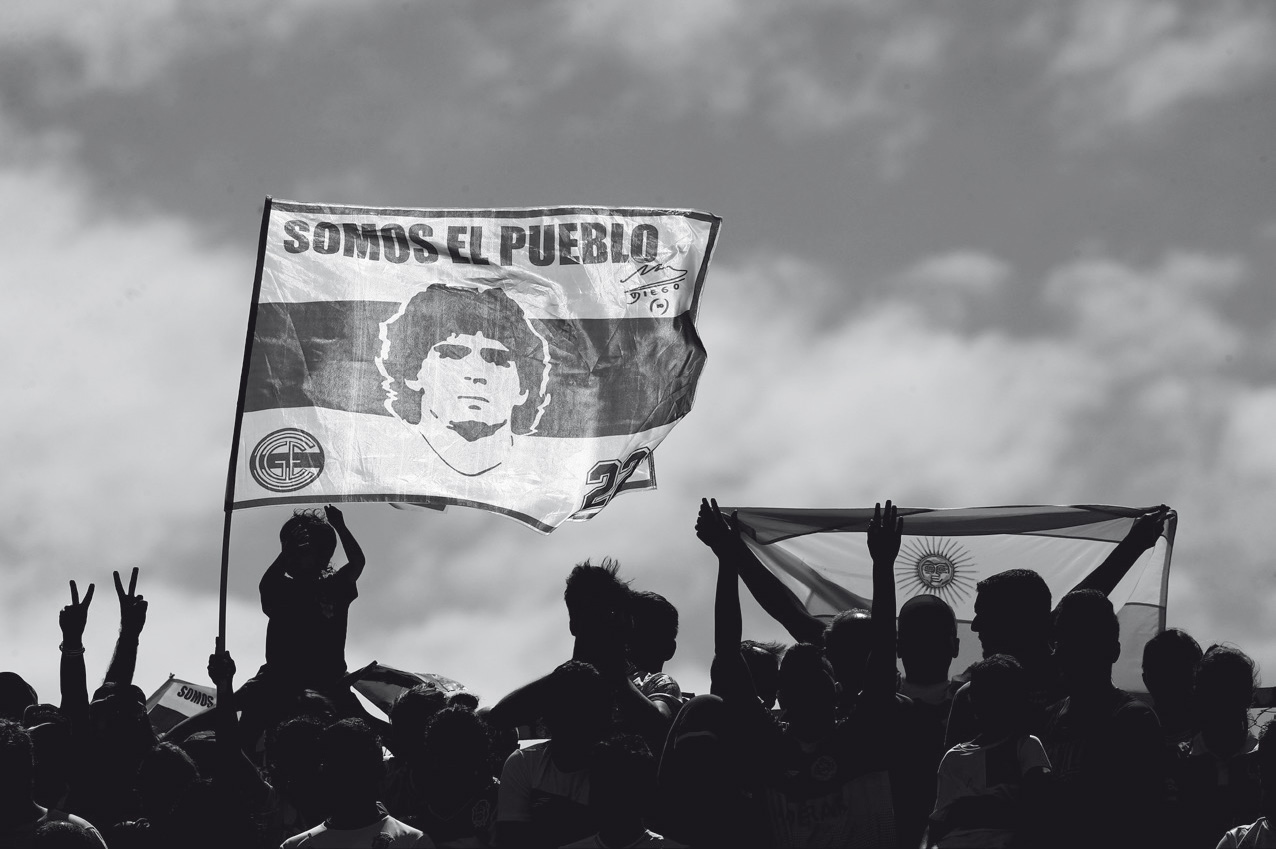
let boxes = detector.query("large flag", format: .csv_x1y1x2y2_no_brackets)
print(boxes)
729,504,1175,693
230,201,720,532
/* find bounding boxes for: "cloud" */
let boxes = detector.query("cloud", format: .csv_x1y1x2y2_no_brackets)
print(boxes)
1020,0,1276,144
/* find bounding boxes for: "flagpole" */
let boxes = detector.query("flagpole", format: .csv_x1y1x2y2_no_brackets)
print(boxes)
219,196,275,650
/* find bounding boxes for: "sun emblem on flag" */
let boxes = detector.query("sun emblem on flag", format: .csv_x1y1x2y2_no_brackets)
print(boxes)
896,537,977,605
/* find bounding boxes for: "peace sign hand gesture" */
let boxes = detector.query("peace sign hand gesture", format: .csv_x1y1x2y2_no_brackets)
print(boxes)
60,580,94,645
114,567,147,636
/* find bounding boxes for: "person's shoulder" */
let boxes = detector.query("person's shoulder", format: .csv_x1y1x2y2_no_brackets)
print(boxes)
1111,688,1159,726
280,822,326,847
1217,817,1276,849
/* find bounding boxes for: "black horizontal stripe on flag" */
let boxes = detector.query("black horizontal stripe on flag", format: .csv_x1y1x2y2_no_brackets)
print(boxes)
244,300,706,438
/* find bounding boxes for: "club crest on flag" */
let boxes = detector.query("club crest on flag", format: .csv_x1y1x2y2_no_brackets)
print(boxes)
249,428,325,493
897,537,977,605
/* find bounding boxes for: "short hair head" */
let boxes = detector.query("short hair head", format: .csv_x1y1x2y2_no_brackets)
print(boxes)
0,719,34,797
1142,628,1202,704
544,661,610,742
564,558,632,644
968,654,1028,736
1195,644,1258,718
389,683,448,758
778,642,837,716
974,569,1052,655
137,742,200,820
823,609,871,689
422,704,490,786
380,284,550,434
0,672,37,722
1052,590,1120,684
629,590,678,669
898,595,959,674
319,718,384,797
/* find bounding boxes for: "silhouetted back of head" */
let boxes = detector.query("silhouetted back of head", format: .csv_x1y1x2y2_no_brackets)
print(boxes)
564,559,631,647
320,718,384,800
740,640,785,710
280,509,338,572
32,821,101,848
898,595,959,682
1195,644,1257,720
778,642,837,721
1142,628,1201,706
389,683,448,758
0,673,37,722
266,716,324,791
822,609,871,691
629,590,678,671
543,661,610,744
974,569,1052,657
137,742,200,821
968,654,1028,738
422,704,491,788
1053,590,1120,689
589,733,655,823
0,719,34,800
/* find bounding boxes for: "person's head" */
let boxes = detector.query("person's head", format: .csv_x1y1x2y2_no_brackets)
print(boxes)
897,595,959,684
1141,628,1202,713
279,509,337,577
31,821,102,848
266,716,324,801
380,284,550,438
589,734,656,828
543,661,611,747
629,590,678,673
24,706,71,808
0,673,36,722
968,654,1029,738
1052,590,1120,692
422,705,492,791
1194,644,1257,732
822,609,871,694
88,682,155,754
777,642,838,730
388,683,448,761
136,742,200,822
564,558,632,653
319,718,384,805
740,640,785,710
0,719,34,803
972,569,1052,658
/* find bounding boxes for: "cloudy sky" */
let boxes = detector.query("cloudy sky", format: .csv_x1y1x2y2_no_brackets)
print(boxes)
2,0,1275,707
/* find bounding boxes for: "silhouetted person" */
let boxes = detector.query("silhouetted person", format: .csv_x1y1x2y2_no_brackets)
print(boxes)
0,674,37,724
1142,627,1203,748
929,654,1053,848
282,717,430,847
1177,644,1263,848
1040,589,1162,849
1216,718,1276,848
739,640,784,711
0,719,107,848
628,590,683,722
416,705,499,847
699,497,899,848
563,734,685,848
497,661,610,849
261,716,325,848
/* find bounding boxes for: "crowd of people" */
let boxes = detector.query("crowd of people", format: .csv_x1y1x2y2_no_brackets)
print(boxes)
0,500,1270,848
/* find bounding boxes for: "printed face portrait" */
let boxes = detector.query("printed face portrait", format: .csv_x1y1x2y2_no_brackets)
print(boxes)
378,283,551,474
409,331,529,433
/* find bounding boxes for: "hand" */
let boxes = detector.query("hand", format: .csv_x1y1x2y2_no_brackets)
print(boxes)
114,567,148,636
1125,506,1168,552
208,643,236,690
696,498,744,557
867,500,903,564
59,580,94,643
324,503,345,527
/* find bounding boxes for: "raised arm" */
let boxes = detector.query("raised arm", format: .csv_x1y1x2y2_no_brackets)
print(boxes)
58,580,93,728
103,567,147,687
1071,507,1168,598
696,498,756,702
865,501,902,702
326,504,366,582
698,499,825,645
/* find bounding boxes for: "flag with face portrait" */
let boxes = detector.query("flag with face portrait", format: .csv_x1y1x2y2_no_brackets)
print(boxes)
229,200,719,532
728,504,1175,693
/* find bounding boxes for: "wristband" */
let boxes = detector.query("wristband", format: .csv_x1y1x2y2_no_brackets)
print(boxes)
59,642,85,656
